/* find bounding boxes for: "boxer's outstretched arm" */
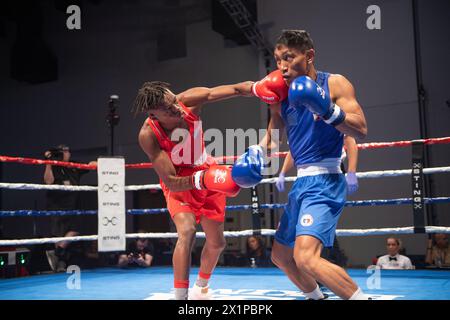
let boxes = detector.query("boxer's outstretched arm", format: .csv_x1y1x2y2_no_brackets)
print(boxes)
330,75,368,140
177,81,254,108
138,123,193,192
259,103,285,152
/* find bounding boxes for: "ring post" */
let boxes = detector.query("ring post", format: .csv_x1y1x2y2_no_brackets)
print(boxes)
97,157,126,252
251,186,262,236
411,140,426,233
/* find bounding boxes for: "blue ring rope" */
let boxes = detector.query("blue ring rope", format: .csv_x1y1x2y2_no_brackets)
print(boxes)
0,197,449,217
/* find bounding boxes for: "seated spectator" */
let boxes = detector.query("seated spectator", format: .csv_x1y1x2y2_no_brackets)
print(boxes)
376,237,414,270
245,236,273,268
46,230,85,272
118,236,154,268
426,233,450,267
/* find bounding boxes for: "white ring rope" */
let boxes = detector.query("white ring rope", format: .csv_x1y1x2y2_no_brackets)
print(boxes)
1,166,449,192
0,183,98,191
1,226,449,246
0,183,162,191
260,166,450,184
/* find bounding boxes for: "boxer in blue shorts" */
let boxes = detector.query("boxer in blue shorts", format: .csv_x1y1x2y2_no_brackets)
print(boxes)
252,30,369,299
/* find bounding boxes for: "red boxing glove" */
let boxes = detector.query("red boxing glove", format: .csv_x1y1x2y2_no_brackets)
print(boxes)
252,70,288,104
192,165,240,197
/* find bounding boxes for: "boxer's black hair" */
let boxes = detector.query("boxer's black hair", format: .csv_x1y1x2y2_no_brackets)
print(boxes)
276,30,314,52
132,81,171,115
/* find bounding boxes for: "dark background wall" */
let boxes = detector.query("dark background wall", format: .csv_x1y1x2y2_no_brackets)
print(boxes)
415,0,450,228
0,0,448,267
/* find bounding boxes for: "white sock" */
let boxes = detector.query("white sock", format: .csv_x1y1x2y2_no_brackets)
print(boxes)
174,288,188,300
349,287,369,300
304,284,325,300
195,277,209,288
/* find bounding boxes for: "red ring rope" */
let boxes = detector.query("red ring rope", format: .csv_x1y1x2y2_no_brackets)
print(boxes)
1,136,449,170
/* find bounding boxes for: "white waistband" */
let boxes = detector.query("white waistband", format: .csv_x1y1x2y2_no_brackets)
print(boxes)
297,158,342,177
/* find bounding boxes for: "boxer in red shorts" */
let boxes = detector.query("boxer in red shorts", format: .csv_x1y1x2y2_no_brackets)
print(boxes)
133,80,254,300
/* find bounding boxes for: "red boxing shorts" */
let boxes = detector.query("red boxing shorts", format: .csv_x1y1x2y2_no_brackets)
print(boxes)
160,166,226,224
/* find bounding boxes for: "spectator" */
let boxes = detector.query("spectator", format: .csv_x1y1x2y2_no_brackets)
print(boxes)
43,144,96,237
43,144,96,272
245,236,273,267
46,230,84,272
118,236,154,268
376,237,414,270
426,233,450,267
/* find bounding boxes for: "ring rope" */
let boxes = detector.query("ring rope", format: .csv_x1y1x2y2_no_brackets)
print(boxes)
1,197,449,217
1,137,449,170
1,166,449,192
357,136,450,150
261,166,450,183
1,226,450,246
1,137,448,246
0,182,162,191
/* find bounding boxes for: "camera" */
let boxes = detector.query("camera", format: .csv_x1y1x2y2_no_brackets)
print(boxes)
44,145,68,161
131,251,142,259
44,148,63,160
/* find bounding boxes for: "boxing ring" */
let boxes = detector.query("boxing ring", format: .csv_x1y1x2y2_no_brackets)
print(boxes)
1,137,450,300
0,267,449,300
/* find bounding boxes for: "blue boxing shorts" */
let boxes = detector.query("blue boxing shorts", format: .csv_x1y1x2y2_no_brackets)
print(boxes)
274,174,346,248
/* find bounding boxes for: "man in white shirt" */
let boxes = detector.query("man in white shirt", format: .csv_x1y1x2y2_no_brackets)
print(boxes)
376,237,414,270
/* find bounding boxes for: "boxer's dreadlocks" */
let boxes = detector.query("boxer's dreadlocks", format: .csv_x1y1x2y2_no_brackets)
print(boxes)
132,81,171,115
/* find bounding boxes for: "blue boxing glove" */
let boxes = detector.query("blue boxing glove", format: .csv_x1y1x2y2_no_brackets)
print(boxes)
231,145,264,188
289,76,346,126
